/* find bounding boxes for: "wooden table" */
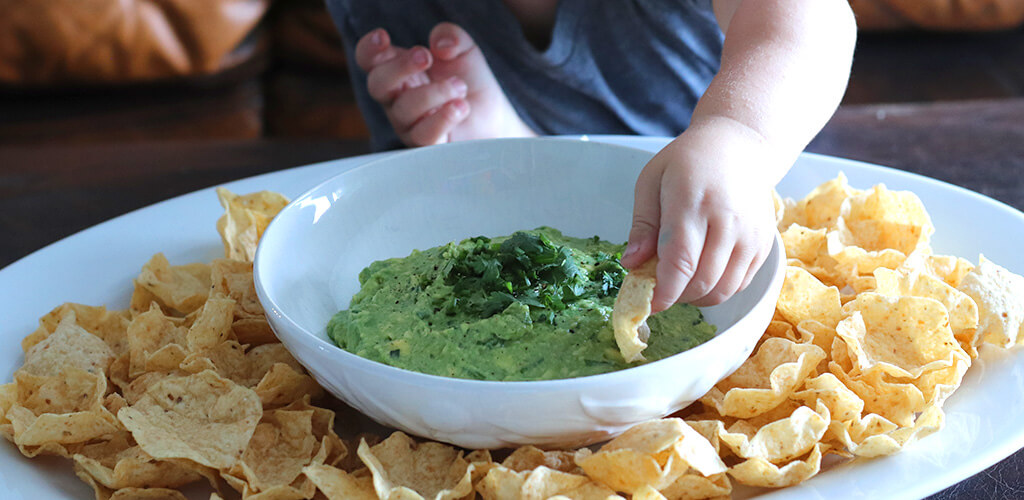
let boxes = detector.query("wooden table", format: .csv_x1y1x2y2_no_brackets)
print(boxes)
1,98,1023,499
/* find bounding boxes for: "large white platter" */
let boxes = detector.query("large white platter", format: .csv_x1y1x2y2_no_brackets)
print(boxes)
1,136,1021,499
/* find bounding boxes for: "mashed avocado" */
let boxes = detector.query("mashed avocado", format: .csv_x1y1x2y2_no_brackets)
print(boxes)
327,227,716,381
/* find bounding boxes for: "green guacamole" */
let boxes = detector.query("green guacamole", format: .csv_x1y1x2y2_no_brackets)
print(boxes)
327,227,716,381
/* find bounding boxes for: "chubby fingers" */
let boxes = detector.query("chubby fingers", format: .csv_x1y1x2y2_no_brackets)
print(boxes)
621,158,664,271
683,217,749,307
429,22,478,61
690,211,773,307
366,45,434,105
688,239,767,307
401,99,471,146
651,212,706,313
355,28,397,72
654,202,774,309
389,76,468,130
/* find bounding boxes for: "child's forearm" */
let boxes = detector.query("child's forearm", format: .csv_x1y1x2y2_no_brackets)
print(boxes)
693,0,857,184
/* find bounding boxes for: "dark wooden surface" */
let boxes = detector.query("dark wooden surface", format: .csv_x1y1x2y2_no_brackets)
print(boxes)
5,28,1024,146
844,30,1024,105
808,99,1024,211
0,99,1023,498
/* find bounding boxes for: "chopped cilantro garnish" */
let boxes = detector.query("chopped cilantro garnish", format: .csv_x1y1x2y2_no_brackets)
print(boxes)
436,231,626,322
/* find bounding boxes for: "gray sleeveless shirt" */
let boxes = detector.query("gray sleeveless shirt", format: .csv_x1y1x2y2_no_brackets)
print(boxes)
325,0,723,151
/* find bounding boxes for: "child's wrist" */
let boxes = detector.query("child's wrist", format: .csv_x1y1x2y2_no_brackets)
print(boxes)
681,114,797,186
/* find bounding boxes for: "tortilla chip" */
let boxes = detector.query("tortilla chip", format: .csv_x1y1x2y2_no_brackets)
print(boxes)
793,319,838,367
23,303,130,355
825,238,907,287
136,254,211,315
8,368,120,455
781,224,826,263
254,363,324,410
793,173,860,230
716,405,829,464
773,190,798,231
478,465,622,500
245,343,306,377
186,297,237,352
278,397,348,468
74,464,190,500
837,294,967,379
828,404,944,458
657,471,732,500
216,188,290,263
775,266,843,329
900,250,975,288
232,318,279,346
727,444,824,488
8,402,119,451
357,432,474,500
13,366,107,419
117,370,262,469
612,258,658,362
179,341,306,394
225,409,319,494
874,267,980,356
304,464,378,500
179,341,249,384
828,363,925,427
577,419,724,494
211,259,265,317
127,304,190,378
793,373,864,423
957,255,1024,347
502,445,580,473
20,310,114,378
72,434,204,490
833,184,934,255
701,338,825,419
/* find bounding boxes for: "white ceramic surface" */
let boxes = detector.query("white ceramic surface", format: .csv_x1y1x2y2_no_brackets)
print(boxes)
1,136,1023,499
253,138,786,449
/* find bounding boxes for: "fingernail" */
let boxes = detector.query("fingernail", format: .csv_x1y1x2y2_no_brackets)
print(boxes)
448,77,467,96
451,99,468,117
370,29,383,46
622,242,638,259
436,36,455,49
412,47,429,66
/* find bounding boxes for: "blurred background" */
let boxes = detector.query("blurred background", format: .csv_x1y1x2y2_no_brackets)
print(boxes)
1,0,1023,145
0,4,1023,498
1,0,1023,269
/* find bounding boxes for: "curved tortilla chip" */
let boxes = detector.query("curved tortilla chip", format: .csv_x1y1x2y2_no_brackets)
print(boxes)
117,370,262,469
612,258,658,362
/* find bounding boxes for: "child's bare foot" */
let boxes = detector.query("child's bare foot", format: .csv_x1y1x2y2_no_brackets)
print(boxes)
355,23,536,146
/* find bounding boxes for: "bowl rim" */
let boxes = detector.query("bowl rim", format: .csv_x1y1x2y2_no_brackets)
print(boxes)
254,137,787,390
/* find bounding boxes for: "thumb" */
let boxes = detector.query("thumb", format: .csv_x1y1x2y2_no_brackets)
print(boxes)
621,162,663,270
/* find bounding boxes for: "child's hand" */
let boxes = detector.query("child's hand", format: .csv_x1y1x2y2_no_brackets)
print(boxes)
354,24,535,147
354,27,470,146
619,118,778,310
617,0,856,310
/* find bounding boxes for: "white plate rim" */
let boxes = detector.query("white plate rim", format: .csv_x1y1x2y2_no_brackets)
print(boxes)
1,135,1022,499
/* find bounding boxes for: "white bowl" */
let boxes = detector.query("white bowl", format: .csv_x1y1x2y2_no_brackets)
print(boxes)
254,137,785,449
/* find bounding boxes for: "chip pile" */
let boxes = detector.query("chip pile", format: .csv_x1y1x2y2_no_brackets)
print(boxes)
3,175,1024,500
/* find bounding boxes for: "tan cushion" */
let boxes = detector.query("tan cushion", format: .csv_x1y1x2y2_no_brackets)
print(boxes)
272,0,348,71
851,0,1024,31
0,0,270,85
